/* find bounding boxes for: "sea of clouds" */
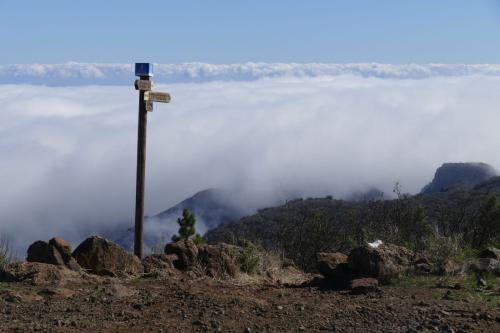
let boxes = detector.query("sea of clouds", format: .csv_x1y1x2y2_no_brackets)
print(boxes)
2,62,500,254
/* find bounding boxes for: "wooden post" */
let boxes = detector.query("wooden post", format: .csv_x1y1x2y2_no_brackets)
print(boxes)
134,75,149,259
133,63,170,259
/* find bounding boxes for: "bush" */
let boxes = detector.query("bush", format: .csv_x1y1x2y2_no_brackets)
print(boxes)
237,243,260,274
0,235,12,270
193,234,205,246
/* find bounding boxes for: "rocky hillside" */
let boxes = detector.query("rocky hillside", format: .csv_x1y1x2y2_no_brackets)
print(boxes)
421,162,498,194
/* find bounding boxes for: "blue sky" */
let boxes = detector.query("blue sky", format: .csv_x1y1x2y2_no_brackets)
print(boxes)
1,0,500,64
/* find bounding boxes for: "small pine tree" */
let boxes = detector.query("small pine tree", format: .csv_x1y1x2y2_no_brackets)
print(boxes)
172,208,204,244
192,233,205,246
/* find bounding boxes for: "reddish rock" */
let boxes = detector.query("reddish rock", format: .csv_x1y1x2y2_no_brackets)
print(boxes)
350,278,379,295
26,241,64,266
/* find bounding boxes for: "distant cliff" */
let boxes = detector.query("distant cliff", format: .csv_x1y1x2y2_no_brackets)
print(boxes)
421,162,498,194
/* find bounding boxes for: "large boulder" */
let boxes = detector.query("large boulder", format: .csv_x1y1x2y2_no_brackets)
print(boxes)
48,237,72,263
164,239,199,270
478,247,500,260
317,252,348,279
72,236,142,276
26,241,64,266
198,244,239,279
348,243,414,281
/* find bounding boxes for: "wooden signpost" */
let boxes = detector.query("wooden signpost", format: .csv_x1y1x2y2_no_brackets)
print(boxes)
144,91,171,103
133,63,171,259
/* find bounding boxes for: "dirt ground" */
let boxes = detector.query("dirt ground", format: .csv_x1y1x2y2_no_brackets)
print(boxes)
0,270,499,333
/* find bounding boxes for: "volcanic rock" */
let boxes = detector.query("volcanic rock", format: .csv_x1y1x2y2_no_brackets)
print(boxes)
316,252,348,279
0,262,83,286
72,236,142,276
465,258,500,276
350,278,379,295
198,244,239,278
348,243,414,281
142,254,177,277
164,239,199,270
48,237,72,263
26,241,64,266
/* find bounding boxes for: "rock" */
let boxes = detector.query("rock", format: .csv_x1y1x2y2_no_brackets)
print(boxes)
48,237,72,263
316,252,353,289
464,258,500,276
438,259,462,276
350,278,379,295
414,257,432,274
164,239,199,270
316,252,347,278
142,254,176,276
415,262,432,274
347,243,414,281
26,241,64,266
65,258,83,272
104,284,136,298
38,287,77,298
198,244,239,278
0,290,43,303
72,236,143,276
0,262,83,286
478,247,500,260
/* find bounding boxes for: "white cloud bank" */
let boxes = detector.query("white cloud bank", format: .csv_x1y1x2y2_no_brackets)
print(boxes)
1,70,500,254
2,62,500,85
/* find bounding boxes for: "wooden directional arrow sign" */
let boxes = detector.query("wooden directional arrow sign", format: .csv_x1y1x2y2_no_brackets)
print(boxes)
134,79,153,91
144,91,171,103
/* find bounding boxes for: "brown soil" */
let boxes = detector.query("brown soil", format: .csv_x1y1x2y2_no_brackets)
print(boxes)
0,271,499,333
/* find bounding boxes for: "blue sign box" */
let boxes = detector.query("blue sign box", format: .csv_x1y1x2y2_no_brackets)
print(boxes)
135,63,154,77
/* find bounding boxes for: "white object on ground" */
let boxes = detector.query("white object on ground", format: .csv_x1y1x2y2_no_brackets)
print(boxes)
368,240,383,248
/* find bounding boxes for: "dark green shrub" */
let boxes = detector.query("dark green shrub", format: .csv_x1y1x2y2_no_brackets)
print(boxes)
237,243,260,274
172,208,197,241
